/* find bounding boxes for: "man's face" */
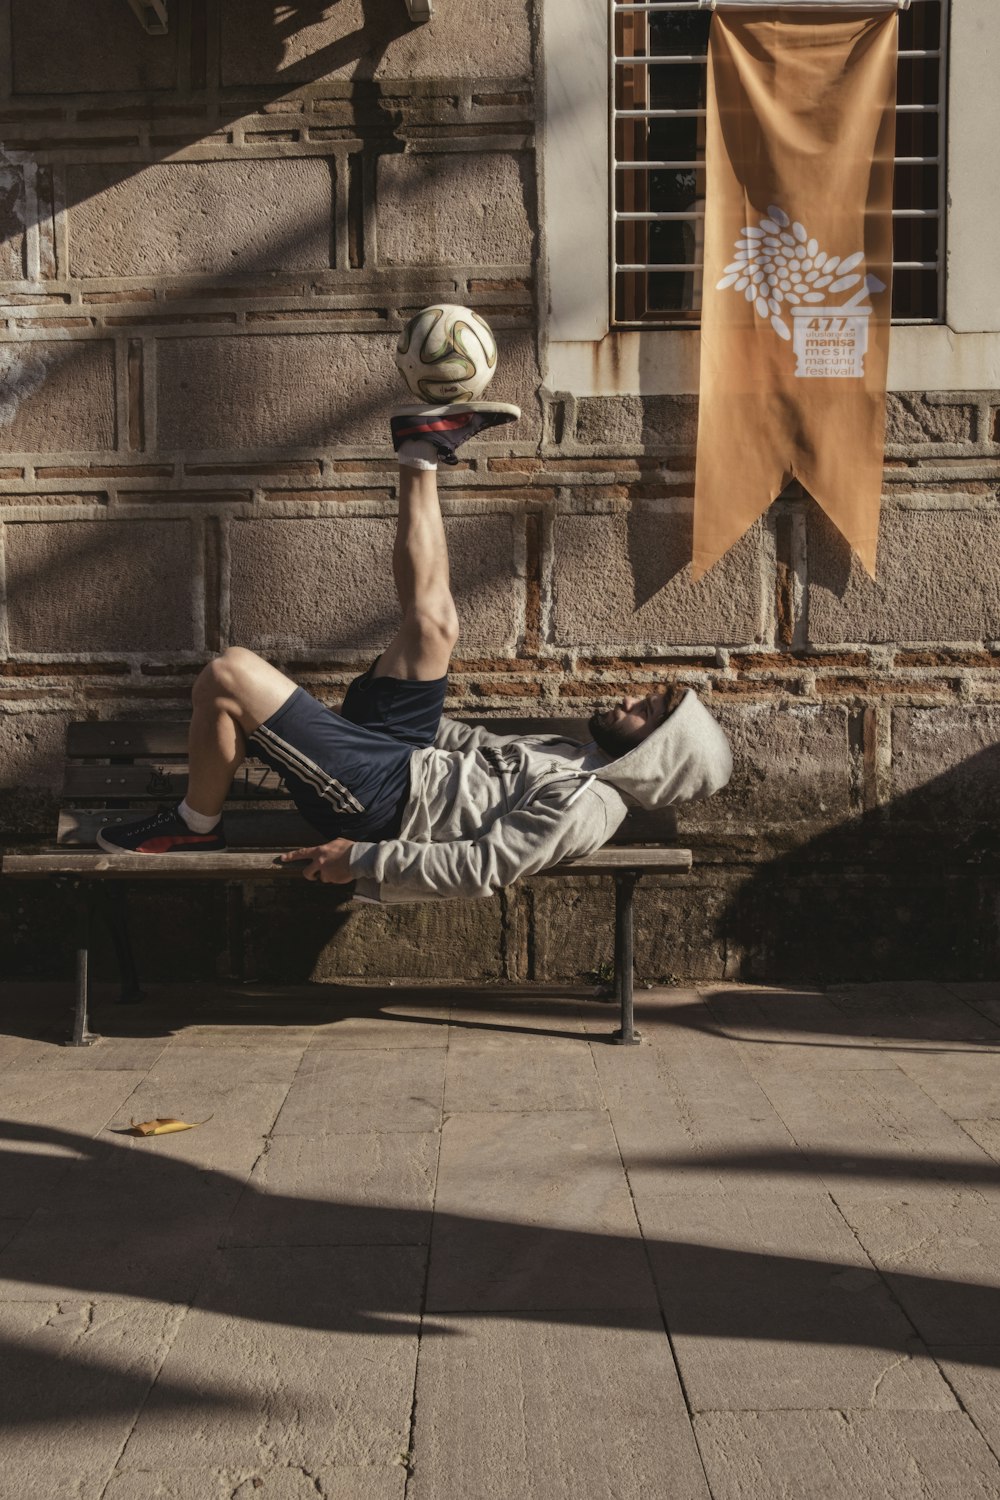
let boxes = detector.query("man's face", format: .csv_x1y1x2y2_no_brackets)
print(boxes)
589,686,684,757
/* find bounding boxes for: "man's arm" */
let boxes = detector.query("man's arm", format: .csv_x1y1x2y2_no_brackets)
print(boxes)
280,782,625,901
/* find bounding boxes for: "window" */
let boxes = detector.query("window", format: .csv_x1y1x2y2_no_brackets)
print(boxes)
611,0,949,328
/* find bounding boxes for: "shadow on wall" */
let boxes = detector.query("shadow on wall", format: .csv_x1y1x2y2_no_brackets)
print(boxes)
4,0,413,235
719,739,1000,983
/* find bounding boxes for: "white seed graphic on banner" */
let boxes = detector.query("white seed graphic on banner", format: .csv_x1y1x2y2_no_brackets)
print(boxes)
715,204,885,378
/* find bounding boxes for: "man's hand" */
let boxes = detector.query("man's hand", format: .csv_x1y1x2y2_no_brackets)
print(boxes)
278,838,356,883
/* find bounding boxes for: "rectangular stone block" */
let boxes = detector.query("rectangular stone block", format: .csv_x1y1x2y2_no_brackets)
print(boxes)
0,341,116,452
220,0,531,85
427,1110,655,1311
117,1246,424,1471
377,153,533,266
574,395,699,453
886,393,976,447
12,0,179,92
891,707,1000,826
701,702,852,832
696,1412,1000,1499
246,882,505,981
410,1316,710,1500
5,519,197,651
223,1132,439,1247
156,330,538,450
808,505,1000,644
0,1298,183,1497
644,1190,953,1412
0,708,70,790
0,165,26,278
273,1049,444,1135
834,1192,1000,1346
228,514,523,653
530,878,730,982
68,159,335,277
551,510,768,649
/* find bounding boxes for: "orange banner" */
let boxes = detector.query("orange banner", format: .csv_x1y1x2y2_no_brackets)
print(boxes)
693,12,898,578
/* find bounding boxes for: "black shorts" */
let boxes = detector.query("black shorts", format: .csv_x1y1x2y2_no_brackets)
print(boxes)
247,661,447,842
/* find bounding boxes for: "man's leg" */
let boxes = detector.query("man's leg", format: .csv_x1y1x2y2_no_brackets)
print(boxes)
372,461,460,682
96,647,297,852
184,647,300,818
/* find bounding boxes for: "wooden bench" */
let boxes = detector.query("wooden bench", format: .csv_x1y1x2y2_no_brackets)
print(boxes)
1,718,693,1047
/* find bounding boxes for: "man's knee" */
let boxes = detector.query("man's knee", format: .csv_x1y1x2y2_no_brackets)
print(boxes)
194,647,266,708
412,604,460,655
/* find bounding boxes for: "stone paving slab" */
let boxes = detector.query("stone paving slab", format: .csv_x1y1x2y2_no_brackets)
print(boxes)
408,1314,711,1500
742,1063,994,1202
701,986,891,1072
101,1081,293,1179
444,1039,600,1113
427,1110,655,1311
828,980,1000,1049
223,1132,439,1247
693,1410,1000,1499
3,978,1000,1498
119,1247,424,1474
832,1191,1000,1345
892,1047,1000,1118
639,1190,954,1412
0,1207,233,1303
104,1466,407,1499
590,1021,805,1197
0,1297,184,1500
930,1350,1000,1459
305,1002,451,1050
273,1048,445,1135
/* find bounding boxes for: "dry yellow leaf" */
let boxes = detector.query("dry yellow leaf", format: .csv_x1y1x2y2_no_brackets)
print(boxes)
129,1116,213,1137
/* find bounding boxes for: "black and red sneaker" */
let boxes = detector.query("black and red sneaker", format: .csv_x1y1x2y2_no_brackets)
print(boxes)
390,401,520,466
96,806,226,855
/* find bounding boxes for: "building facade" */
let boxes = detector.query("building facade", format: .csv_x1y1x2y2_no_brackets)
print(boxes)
1,0,998,984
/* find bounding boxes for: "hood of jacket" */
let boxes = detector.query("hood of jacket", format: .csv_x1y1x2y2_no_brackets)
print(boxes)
592,689,732,809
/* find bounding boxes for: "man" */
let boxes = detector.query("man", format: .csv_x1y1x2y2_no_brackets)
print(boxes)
98,402,732,899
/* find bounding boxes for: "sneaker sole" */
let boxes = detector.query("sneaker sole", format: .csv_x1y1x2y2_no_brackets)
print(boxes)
95,829,224,854
390,401,521,420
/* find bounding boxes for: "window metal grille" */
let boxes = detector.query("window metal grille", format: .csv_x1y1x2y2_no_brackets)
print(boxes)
612,0,948,326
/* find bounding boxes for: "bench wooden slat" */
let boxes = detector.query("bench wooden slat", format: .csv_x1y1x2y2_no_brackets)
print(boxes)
57,808,323,849
62,765,288,800
66,722,191,757
3,847,692,881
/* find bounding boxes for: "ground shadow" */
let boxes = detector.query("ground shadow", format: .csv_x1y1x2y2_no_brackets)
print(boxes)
1,1111,1000,1446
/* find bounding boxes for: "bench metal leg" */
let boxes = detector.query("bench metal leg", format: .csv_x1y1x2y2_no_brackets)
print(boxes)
99,884,145,1004
69,885,98,1047
612,872,641,1045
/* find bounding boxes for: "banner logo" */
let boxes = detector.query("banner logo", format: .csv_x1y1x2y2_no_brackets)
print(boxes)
716,203,884,379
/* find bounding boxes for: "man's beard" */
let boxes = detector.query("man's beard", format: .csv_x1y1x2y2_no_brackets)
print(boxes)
588,710,636,760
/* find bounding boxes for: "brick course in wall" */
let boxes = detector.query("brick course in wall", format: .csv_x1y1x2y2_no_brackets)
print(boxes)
2,1,1000,984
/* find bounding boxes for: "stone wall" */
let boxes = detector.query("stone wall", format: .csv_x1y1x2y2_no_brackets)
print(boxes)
2,1,1000,986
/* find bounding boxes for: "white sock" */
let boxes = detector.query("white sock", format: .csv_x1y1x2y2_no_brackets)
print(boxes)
397,438,438,470
178,799,220,833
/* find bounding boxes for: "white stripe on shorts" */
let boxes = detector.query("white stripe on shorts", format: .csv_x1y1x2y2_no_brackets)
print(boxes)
249,723,365,816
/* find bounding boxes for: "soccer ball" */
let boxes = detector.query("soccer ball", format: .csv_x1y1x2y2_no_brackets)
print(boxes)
395,304,498,404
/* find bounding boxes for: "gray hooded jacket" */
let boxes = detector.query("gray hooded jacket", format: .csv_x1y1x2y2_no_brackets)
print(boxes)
346,689,732,903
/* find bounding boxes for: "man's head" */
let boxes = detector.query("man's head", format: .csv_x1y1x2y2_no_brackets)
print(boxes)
588,685,687,759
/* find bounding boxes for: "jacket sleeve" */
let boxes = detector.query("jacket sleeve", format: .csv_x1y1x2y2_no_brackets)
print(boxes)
345,784,625,903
